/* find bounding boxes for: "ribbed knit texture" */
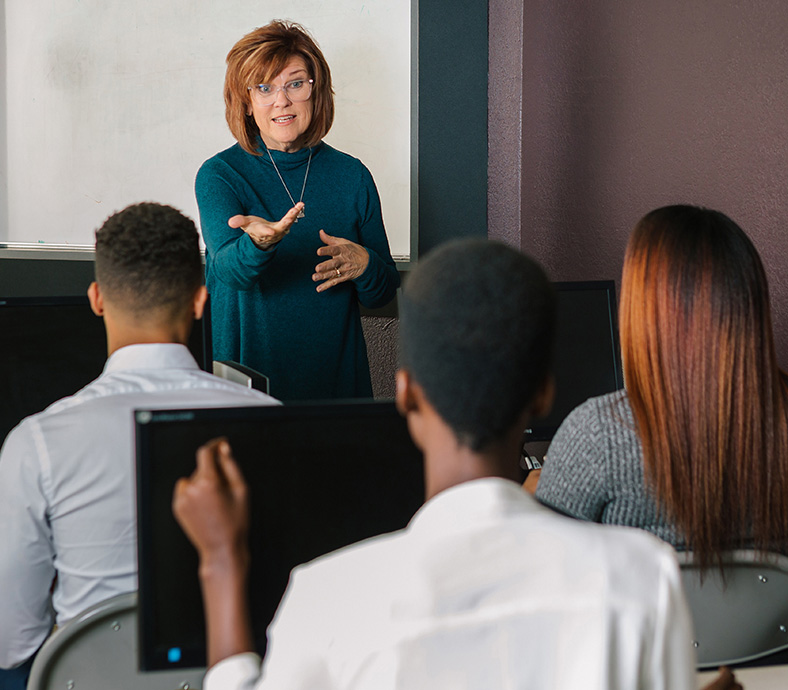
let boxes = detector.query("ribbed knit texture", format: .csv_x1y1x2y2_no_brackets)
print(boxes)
536,390,685,548
196,141,399,401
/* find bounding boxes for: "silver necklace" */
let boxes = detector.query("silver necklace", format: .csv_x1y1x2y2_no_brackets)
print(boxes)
265,146,312,221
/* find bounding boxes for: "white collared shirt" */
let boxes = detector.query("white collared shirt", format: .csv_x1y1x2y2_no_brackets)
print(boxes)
0,343,278,668
206,478,696,690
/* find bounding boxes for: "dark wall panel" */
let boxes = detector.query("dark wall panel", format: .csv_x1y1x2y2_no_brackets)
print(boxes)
490,0,788,366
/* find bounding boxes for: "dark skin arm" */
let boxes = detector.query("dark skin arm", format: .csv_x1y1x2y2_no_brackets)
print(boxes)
701,666,743,690
522,468,541,495
172,438,254,667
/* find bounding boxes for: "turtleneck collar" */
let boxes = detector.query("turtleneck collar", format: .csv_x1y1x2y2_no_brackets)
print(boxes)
256,139,323,169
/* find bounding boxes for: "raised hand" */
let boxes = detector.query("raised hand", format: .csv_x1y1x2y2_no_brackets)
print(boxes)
172,438,254,666
172,438,249,561
229,202,304,250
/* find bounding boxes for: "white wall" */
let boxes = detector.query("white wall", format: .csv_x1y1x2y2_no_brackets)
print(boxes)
3,0,411,257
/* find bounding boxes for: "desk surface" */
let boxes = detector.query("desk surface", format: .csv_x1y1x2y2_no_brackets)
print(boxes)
697,665,788,689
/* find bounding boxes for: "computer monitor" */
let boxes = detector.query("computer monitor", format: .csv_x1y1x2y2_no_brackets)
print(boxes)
0,295,212,446
525,280,623,443
135,401,424,671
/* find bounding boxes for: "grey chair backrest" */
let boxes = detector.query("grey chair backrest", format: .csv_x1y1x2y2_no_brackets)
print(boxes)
27,592,205,690
213,360,270,394
677,550,788,669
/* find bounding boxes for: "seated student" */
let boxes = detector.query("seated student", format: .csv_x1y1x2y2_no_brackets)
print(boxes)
0,203,278,687
172,238,722,690
533,205,788,573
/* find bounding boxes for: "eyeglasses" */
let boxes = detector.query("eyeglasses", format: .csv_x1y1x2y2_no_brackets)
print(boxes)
247,79,314,106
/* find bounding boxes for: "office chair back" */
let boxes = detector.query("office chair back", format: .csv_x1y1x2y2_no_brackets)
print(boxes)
678,550,788,669
27,592,205,690
213,360,270,394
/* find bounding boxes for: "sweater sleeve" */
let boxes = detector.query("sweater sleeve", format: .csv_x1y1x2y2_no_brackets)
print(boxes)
535,399,611,521
351,166,400,309
196,157,278,292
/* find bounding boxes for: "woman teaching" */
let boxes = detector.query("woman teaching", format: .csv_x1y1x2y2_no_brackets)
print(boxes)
196,21,400,401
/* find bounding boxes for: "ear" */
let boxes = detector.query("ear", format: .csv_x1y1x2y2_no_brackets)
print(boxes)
396,369,432,453
192,286,208,320
395,369,417,417
87,281,104,316
530,375,556,419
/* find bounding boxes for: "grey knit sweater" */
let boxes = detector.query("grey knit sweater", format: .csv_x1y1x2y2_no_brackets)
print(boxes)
535,390,686,549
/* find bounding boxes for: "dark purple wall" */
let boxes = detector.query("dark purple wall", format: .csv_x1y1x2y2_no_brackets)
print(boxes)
489,0,788,366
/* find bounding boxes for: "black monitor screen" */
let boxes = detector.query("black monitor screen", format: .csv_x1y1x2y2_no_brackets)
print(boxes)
526,281,623,441
135,401,424,671
0,295,212,446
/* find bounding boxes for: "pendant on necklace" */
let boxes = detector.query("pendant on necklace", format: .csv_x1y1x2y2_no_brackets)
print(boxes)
265,145,312,226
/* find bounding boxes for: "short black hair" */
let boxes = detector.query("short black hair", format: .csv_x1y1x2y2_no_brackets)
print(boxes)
94,203,202,315
399,238,555,451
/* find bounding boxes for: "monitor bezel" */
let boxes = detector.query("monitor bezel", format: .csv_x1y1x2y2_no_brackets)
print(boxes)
0,293,213,372
135,400,425,671
525,279,623,442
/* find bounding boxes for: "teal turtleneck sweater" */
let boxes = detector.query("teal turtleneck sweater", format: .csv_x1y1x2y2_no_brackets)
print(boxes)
196,141,399,401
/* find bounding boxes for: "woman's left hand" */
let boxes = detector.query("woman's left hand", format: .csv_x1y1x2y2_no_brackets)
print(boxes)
313,229,369,292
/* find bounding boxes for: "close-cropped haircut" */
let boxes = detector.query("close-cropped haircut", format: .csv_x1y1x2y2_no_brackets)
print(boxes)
399,239,556,451
620,205,788,571
94,203,202,316
224,21,334,154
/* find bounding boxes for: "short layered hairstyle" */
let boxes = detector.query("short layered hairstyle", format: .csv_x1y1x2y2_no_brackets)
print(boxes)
224,21,335,154
399,238,556,451
94,202,202,318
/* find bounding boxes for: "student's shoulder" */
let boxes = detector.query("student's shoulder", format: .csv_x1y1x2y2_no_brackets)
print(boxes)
582,520,682,592
292,525,408,584
0,381,100,457
28,376,107,418
568,389,630,425
550,389,632,451
162,367,277,403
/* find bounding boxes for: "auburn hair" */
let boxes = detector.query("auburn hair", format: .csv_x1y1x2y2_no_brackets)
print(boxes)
620,205,788,571
224,21,334,154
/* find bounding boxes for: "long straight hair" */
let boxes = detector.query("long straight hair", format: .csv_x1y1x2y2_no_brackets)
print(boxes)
620,205,788,571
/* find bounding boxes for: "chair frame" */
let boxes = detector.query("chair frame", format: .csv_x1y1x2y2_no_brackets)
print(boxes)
677,550,788,669
27,592,205,690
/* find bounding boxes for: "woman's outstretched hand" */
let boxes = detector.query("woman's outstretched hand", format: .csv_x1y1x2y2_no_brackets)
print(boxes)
313,229,370,292
230,203,304,250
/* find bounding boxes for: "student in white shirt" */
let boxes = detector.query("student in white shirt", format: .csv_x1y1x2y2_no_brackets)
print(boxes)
0,203,278,687
173,238,739,690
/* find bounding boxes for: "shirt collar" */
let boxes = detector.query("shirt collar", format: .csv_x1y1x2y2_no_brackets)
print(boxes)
101,343,201,376
408,477,552,536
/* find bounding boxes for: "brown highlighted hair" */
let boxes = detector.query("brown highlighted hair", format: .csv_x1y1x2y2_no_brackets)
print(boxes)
224,21,334,154
620,205,788,571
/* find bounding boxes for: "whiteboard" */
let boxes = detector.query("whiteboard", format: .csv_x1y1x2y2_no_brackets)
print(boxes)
3,0,412,258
